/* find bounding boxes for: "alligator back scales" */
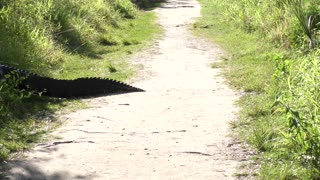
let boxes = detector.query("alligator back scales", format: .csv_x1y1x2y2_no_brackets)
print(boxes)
0,64,144,98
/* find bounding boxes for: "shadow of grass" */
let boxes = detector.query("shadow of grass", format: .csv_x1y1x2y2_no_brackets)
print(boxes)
133,0,167,11
2,160,93,180
0,92,75,161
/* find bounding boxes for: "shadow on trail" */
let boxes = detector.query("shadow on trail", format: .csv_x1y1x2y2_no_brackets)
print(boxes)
2,160,94,180
132,0,167,11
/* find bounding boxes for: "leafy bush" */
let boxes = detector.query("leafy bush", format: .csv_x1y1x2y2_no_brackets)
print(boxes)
0,72,36,161
275,52,320,169
0,72,33,120
278,0,320,49
222,0,320,49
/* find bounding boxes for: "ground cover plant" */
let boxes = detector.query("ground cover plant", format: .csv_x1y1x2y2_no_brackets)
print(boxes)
194,0,320,178
0,0,161,172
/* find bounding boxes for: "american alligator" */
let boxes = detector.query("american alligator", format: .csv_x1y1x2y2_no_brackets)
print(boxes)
0,64,144,98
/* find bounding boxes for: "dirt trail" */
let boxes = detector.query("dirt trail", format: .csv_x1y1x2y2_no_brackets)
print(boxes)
7,0,242,179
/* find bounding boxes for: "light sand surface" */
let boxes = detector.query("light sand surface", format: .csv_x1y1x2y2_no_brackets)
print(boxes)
7,0,243,179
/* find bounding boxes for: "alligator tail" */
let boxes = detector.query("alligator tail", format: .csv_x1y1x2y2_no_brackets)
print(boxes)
23,76,144,98
0,64,144,98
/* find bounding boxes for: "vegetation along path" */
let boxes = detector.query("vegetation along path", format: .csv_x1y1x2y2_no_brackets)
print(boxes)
7,0,242,179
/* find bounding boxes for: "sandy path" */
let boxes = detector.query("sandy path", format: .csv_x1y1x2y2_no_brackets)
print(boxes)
7,0,241,179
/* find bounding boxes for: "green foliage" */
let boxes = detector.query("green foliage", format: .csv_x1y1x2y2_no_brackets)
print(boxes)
0,1,60,74
220,0,320,49
196,0,320,178
53,12,161,81
0,73,32,119
0,73,84,162
0,73,39,162
274,53,320,168
0,0,140,74
277,0,320,49
259,160,313,180
0,0,161,164
113,0,138,18
247,123,275,152
272,54,291,81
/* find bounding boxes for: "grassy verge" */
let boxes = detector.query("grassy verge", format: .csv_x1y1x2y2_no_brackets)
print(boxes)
0,0,161,173
194,0,320,179
53,11,161,80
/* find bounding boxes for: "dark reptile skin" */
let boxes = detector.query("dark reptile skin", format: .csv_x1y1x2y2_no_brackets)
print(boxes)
0,64,144,98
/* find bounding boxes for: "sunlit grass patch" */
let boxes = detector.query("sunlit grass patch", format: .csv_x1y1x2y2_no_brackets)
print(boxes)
0,0,162,165
193,0,320,178
53,12,161,81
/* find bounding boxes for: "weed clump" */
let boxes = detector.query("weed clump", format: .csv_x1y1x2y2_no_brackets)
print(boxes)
222,0,320,49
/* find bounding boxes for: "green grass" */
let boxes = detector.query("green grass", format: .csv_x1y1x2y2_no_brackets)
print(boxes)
193,3,275,93
0,94,84,163
52,12,161,80
0,0,162,168
194,0,320,179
